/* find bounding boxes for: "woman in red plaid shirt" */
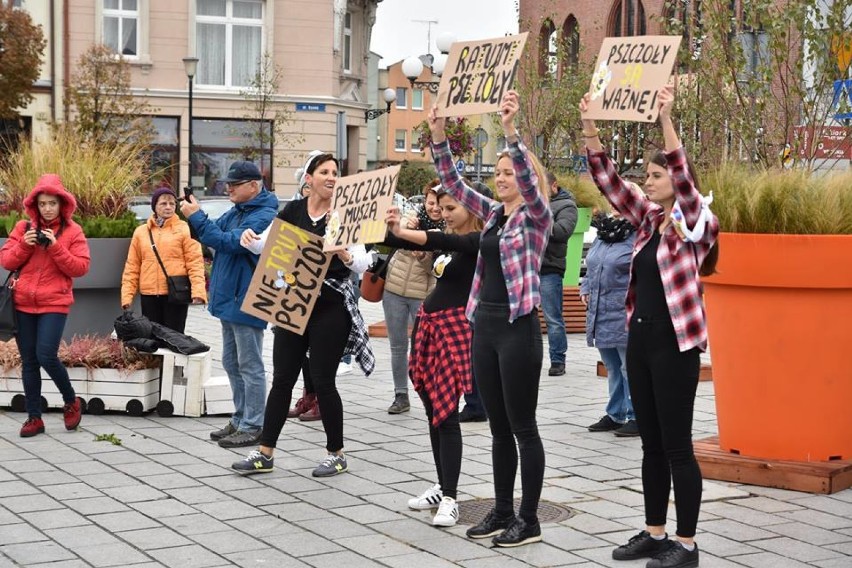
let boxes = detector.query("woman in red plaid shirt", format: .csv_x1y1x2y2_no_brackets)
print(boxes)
383,184,487,529
580,86,719,568
427,91,553,548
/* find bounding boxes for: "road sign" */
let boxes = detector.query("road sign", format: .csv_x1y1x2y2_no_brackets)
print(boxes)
455,159,465,173
832,80,852,121
474,127,489,150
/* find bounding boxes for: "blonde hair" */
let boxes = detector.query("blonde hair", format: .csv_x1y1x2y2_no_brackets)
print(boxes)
497,149,550,205
437,192,484,234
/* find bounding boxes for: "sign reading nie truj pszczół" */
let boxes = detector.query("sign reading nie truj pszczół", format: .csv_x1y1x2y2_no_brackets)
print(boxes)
241,219,331,335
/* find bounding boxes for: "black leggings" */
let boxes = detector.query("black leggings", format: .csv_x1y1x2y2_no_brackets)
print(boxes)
472,302,544,524
418,391,462,500
260,291,351,451
140,295,189,333
627,317,702,538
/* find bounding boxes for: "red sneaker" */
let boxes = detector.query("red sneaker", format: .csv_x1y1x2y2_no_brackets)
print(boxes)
63,397,82,430
20,417,45,437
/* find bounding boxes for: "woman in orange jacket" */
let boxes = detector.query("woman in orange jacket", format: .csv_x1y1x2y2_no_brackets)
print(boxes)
121,187,206,333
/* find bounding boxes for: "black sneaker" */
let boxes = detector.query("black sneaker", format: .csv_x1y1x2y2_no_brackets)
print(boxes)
387,393,410,414
458,408,487,422
210,422,237,441
218,429,261,448
548,363,566,376
647,541,699,568
492,517,542,547
612,531,671,560
588,415,621,432
466,508,515,539
231,450,274,475
614,420,640,437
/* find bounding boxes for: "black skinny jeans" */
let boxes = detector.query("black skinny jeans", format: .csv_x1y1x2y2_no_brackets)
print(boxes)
627,316,702,538
260,290,351,451
472,302,545,523
417,390,462,500
140,295,189,333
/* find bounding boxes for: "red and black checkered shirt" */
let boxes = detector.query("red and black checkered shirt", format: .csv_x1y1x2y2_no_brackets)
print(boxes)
409,306,472,427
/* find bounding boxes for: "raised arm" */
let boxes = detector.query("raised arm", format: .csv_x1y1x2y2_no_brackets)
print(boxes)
580,92,651,227
500,91,550,228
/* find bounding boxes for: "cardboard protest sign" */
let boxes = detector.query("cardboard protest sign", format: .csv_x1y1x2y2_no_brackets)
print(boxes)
241,219,331,335
435,33,528,118
322,165,401,251
584,35,682,123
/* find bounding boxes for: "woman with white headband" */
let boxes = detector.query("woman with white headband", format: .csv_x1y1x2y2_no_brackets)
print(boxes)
232,151,374,478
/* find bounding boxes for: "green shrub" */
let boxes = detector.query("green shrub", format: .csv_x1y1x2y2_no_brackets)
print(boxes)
557,173,609,211
704,166,852,235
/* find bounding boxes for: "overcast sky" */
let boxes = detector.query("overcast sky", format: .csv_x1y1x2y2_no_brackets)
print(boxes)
370,0,520,68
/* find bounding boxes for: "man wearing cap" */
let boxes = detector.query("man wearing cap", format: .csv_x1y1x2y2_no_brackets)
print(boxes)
540,171,578,377
181,161,279,447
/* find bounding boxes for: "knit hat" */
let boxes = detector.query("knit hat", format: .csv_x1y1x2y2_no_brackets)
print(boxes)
151,187,177,211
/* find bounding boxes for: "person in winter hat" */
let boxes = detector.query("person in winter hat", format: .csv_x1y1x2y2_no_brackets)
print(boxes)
0,174,91,438
121,186,206,333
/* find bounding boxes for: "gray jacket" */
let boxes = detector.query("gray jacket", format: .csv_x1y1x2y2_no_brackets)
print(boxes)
541,189,579,275
580,234,635,348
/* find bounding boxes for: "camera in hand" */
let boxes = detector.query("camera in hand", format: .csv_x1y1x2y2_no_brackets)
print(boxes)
35,229,51,247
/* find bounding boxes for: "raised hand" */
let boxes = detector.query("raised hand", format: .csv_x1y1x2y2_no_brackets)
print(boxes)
657,85,674,122
427,105,447,144
500,90,520,134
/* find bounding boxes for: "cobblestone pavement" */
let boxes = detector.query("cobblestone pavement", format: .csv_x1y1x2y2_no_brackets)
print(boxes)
1,302,850,567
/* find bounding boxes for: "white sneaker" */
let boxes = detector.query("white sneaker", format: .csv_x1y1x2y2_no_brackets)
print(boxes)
407,483,442,510
432,496,459,527
337,362,352,376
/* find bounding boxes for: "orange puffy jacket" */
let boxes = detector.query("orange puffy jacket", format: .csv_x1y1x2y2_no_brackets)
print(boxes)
121,215,207,307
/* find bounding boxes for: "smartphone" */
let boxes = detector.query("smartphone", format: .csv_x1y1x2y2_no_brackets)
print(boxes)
183,186,194,201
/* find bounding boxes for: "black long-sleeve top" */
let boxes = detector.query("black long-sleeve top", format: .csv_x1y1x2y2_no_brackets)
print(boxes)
384,231,480,314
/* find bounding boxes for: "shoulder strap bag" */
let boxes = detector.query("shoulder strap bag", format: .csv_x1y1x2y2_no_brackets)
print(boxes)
148,229,192,304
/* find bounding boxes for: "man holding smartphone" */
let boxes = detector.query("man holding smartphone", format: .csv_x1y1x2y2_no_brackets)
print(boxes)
180,161,278,448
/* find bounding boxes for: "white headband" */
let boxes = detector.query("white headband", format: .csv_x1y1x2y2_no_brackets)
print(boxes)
294,150,326,188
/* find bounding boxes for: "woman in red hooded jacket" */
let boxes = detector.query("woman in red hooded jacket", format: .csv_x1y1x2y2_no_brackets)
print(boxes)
0,174,91,437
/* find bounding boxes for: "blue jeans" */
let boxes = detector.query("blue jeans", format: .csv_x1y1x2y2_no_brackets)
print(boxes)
599,346,634,423
539,273,567,364
382,291,422,394
220,321,266,431
15,312,76,418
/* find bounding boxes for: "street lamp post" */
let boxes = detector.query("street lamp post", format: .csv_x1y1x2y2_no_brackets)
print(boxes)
365,88,397,121
182,57,199,193
401,31,456,93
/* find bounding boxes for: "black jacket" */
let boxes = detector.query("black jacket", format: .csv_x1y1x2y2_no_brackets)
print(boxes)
541,189,579,276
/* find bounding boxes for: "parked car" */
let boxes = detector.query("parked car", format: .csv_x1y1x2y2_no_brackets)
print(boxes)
129,194,295,224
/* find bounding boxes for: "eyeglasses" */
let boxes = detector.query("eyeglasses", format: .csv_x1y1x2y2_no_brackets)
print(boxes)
226,180,253,189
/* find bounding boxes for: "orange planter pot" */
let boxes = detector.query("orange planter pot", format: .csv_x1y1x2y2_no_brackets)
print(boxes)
702,233,852,462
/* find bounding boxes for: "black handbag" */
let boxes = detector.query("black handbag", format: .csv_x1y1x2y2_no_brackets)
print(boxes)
148,229,192,304
0,272,18,341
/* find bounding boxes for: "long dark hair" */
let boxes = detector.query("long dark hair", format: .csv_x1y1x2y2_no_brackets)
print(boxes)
650,151,718,276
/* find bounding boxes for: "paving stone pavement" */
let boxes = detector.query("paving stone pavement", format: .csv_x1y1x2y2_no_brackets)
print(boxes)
1,301,850,567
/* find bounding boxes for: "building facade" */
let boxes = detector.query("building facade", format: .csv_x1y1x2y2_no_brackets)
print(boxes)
14,0,384,197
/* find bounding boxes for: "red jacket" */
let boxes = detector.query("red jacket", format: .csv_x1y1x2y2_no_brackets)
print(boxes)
0,174,91,314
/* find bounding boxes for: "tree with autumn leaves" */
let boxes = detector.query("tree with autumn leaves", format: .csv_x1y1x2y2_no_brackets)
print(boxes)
0,2,45,119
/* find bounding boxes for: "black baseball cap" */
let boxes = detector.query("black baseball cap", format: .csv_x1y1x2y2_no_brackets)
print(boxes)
218,161,262,183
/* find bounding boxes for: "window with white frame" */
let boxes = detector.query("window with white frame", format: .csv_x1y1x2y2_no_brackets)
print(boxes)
343,11,352,73
411,89,423,110
410,129,420,152
395,129,406,151
396,87,407,109
196,0,263,88
103,0,139,56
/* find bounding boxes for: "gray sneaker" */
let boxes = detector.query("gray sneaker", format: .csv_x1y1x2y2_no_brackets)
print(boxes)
387,393,410,414
312,453,348,477
210,422,237,441
218,429,261,448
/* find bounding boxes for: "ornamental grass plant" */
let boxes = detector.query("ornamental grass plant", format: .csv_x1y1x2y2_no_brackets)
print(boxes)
0,125,152,236
703,165,852,235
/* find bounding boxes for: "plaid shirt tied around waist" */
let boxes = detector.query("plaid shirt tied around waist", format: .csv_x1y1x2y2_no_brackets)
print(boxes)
586,146,719,352
323,277,375,375
431,139,552,323
409,306,472,427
